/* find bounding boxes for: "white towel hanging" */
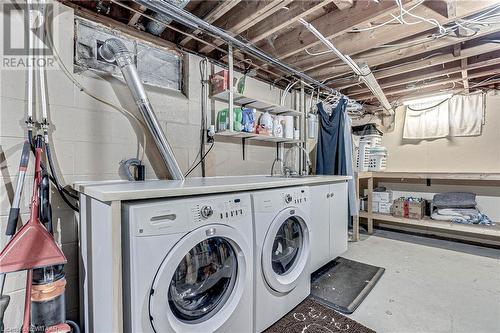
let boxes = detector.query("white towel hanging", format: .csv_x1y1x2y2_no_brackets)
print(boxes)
403,100,450,139
448,93,484,137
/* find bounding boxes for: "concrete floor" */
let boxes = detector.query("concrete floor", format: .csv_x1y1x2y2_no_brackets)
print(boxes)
343,230,500,333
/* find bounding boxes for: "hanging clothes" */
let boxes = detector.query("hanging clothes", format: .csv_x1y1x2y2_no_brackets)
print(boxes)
316,98,347,175
316,98,358,219
342,109,359,218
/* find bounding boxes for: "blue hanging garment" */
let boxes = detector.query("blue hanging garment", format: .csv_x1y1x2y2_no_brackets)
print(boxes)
316,98,358,222
316,98,348,175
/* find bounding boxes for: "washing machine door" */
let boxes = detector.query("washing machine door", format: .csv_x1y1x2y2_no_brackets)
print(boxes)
262,207,310,294
149,224,248,332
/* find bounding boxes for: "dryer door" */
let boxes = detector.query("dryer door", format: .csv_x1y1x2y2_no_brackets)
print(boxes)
149,224,248,333
262,207,310,294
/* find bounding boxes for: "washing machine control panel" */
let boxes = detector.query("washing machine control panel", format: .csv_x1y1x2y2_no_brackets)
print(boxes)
282,187,309,207
192,197,249,224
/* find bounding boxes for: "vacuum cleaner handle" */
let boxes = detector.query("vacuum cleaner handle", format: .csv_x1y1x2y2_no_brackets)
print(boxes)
0,295,10,332
40,172,53,233
5,141,31,237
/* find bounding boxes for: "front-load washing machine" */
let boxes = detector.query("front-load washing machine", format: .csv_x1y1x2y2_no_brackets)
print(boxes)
251,187,311,332
122,193,253,333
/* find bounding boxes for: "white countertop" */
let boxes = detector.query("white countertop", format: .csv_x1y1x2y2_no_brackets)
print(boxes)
74,175,350,202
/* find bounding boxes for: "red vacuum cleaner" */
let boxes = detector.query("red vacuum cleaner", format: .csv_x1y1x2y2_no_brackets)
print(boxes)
0,136,67,333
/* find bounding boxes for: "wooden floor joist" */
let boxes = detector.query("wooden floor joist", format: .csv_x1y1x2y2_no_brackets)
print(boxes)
244,0,333,44
461,58,470,93
127,4,145,27
345,53,500,96
355,67,500,101
258,0,415,60
198,0,293,54
179,0,242,46
306,0,500,80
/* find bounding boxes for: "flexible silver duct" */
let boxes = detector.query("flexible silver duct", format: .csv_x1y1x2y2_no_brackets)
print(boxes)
99,38,185,180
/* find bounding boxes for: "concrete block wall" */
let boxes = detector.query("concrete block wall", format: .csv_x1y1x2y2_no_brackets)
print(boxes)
0,2,294,329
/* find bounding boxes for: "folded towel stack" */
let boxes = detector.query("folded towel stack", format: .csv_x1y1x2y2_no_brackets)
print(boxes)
431,192,493,225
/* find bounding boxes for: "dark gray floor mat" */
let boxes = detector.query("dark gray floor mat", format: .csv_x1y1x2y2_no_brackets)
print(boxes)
310,257,384,314
264,297,375,333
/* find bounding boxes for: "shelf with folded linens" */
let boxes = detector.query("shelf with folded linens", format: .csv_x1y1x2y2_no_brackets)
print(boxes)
359,211,500,239
355,172,500,246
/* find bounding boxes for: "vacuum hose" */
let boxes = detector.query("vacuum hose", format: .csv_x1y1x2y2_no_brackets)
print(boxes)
99,38,185,180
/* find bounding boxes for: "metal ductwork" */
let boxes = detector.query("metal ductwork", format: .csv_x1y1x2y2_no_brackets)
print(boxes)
145,0,190,36
99,38,185,180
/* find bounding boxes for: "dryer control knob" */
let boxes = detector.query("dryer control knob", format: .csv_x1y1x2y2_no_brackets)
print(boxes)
200,206,214,219
284,194,293,204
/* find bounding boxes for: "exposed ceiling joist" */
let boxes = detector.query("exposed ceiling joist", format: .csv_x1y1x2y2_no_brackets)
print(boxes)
424,0,457,18
313,23,500,81
127,4,145,27
198,0,292,54
366,42,500,82
355,67,500,101
461,58,470,93
179,0,241,46
300,0,499,76
332,0,353,10
244,0,333,44
289,3,446,71
347,56,500,96
258,0,416,60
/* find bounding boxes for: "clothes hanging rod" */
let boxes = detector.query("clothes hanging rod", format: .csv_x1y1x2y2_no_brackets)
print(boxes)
132,0,340,96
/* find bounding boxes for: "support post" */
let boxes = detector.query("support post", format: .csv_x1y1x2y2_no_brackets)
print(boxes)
367,176,374,234
353,174,360,242
299,82,305,174
228,44,234,132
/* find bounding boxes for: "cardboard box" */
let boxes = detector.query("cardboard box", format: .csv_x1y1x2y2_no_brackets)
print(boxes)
392,198,425,219
378,202,392,214
372,191,393,203
372,202,379,213
210,70,229,95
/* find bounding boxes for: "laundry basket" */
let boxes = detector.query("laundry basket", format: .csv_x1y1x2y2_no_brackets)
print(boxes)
368,147,387,171
362,134,382,147
356,141,371,172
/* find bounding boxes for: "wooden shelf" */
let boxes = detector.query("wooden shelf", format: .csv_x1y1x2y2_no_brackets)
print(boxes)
354,171,500,245
210,90,302,117
359,211,500,242
367,172,500,181
215,131,301,144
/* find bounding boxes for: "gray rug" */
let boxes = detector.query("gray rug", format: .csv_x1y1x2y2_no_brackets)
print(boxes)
310,257,384,314
263,297,375,333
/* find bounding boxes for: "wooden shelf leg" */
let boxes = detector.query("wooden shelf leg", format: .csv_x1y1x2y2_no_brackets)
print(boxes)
367,176,374,234
353,215,360,241
352,174,360,242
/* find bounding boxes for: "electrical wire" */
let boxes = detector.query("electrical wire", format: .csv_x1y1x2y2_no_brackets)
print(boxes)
349,0,426,33
45,143,79,211
185,58,208,174
184,143,214,177
395,0,448,34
